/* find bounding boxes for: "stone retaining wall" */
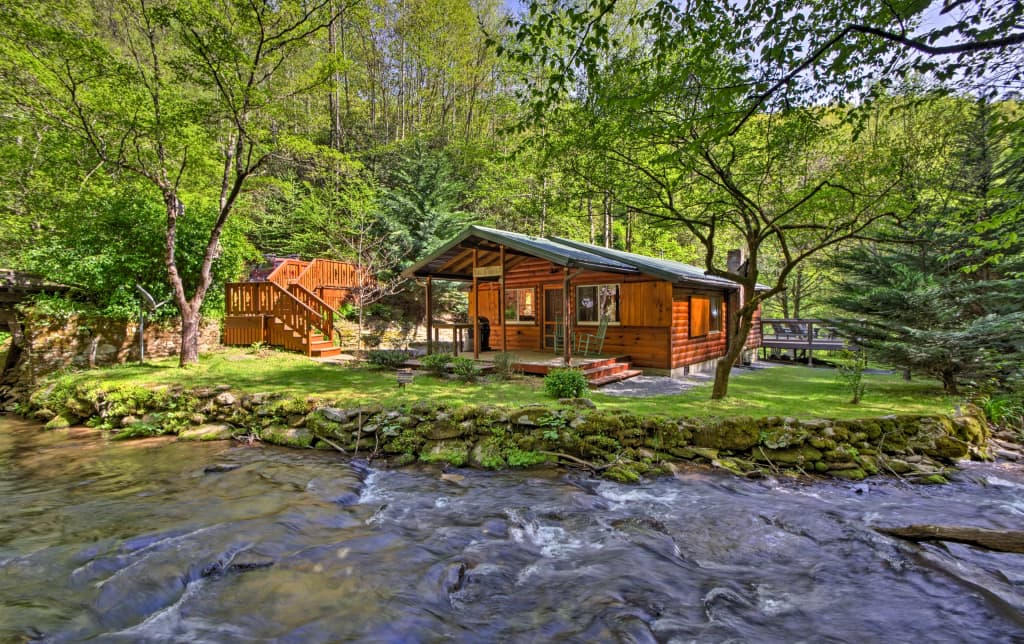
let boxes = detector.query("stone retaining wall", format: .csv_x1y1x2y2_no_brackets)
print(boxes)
23,380,990,484
1,314,220,403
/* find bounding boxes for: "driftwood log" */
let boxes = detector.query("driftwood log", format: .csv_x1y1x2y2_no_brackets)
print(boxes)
878,525,1024,554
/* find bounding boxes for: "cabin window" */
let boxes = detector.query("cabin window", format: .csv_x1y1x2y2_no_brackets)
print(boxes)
690,295,722,337
504,287,537,323
576,284,620,324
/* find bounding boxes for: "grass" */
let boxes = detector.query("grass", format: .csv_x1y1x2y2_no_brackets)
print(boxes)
51,347,958,420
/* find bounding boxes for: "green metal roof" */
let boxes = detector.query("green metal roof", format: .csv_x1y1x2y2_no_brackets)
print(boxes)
404,225,765,291
550,237,742,289
402,225,638,279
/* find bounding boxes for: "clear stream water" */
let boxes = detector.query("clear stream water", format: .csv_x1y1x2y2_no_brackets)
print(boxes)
1,415,1023,643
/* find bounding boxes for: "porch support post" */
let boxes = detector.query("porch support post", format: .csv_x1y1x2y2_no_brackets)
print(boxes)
425,277,433,355
472,249,480,360
500,245,507,352
562,266,571,366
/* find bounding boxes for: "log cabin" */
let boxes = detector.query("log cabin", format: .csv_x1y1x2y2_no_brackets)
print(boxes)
405,225,763,378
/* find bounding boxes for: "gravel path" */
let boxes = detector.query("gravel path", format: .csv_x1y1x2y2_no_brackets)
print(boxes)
599,363,781,398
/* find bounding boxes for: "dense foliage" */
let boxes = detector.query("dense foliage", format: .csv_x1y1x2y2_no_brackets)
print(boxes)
0,1,1019,401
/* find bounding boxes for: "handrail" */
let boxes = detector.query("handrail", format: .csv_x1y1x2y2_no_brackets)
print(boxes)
267,259,310,287
288,283,335,341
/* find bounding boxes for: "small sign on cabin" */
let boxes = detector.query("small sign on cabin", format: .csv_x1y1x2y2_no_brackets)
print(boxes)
473,266,502,278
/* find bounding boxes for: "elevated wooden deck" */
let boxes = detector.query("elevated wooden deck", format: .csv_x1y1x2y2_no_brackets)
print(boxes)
223,258,365,357
759,318,856,364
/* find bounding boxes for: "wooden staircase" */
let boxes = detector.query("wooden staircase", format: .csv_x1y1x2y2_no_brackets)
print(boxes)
583,356,643,387
224,258,364,358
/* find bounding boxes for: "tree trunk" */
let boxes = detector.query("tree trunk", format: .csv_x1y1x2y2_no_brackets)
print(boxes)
587,196,595,244
179,309,201,366
711,300,756,399
877,525,1024,554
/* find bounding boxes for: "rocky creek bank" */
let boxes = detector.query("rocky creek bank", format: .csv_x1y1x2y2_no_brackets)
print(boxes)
20,380,990,483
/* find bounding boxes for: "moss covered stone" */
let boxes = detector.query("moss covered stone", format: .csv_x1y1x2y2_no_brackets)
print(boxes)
420,440,470,466
692,416,760,451
260,425,313,448
830,468,867,481
179,423,234,441
469,436,507,469
755,446,823,465
44,414,74,430
603,464,641,483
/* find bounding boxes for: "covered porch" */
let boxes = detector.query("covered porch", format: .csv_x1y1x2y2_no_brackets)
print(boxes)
403,225,640,368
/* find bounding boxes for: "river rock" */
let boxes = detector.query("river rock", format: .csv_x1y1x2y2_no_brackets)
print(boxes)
180,423,234,441
32,408,56,422
44,414,74,430
319,407,348,423
830,467,867,481
260,425,313,448
756,446,823,465
214,392,237,407
560,397,597,409
692,417,759,451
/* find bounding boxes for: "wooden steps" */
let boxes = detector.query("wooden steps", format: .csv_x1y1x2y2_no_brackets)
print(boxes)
582,356,642,387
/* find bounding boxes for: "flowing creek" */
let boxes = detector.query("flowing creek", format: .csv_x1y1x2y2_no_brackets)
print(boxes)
1,415,1023,642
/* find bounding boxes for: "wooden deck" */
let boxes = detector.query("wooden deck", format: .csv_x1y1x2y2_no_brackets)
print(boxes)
759,318,856,364
223,258,365,357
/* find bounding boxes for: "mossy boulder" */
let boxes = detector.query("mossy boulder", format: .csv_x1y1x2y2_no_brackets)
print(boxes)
755,446,823,465
426,420,472,440
951,414,987,444
469,436,507,469
692,416,760,451
830,467,867,481
179,423,234,441
260,425,313,448
603,464,641,483
925,435,970,461
420,440,470,466
760,424,809,449
577,411,627,436
44,414,74,430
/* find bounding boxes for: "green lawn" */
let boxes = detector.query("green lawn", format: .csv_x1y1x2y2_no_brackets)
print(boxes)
55,348,957,420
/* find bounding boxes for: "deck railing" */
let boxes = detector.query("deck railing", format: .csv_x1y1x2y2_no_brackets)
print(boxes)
224,281,333,353
288,283,335,340
295,258,364,292
267,259,310,288
759,318,850,352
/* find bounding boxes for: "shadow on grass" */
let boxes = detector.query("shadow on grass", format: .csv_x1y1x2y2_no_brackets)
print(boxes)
62,352,954,420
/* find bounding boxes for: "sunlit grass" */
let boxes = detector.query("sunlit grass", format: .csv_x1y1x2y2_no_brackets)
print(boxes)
58,348,957,420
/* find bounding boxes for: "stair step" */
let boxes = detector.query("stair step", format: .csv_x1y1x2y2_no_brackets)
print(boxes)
311,346,342,358
310,340,335,350
583,362,631,378
588,369,643,387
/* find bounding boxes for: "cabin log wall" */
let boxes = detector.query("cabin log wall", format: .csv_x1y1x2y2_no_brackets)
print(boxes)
469,258,675,370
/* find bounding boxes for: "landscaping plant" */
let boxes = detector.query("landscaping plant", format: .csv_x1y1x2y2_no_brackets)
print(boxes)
544,368,589,399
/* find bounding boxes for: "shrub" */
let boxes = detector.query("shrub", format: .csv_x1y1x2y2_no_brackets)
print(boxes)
451,356,480,382
544,368,589,399
366,349,408,369
492,352,519,380
836,350,867,404
420,353,453,376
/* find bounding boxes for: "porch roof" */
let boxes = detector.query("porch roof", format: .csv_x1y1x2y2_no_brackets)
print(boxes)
402,225,639,281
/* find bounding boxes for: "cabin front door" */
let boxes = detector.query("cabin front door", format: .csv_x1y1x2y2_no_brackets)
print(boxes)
543,286,564,349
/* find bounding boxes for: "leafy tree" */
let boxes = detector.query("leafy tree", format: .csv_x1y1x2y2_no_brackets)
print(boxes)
0,0,347,365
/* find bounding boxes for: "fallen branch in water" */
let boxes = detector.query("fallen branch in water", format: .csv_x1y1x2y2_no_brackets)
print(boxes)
318,436,348,454
539,450,612,472
877,525,1024,554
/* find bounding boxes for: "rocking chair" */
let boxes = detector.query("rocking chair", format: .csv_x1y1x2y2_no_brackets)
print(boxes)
576,317,609,357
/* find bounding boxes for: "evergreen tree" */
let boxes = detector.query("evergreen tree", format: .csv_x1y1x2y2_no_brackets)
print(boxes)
830,101,1024,394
